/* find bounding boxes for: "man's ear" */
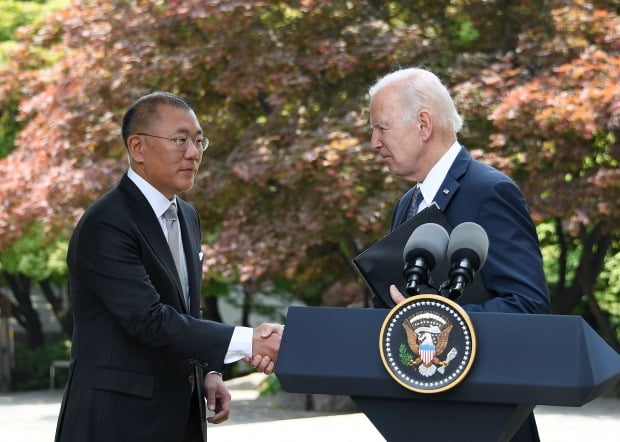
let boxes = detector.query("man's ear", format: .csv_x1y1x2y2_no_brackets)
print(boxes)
418,110,433,141
127,134,144,164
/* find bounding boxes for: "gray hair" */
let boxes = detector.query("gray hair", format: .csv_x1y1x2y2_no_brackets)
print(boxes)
369,68,463,133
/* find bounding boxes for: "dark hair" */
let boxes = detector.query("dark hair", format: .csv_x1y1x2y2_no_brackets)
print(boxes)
121,91,192,148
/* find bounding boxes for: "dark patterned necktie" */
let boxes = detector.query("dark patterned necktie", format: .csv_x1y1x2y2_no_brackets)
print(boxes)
407,186,424,219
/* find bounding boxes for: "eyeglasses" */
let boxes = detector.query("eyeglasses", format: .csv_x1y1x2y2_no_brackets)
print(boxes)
136,133,209,152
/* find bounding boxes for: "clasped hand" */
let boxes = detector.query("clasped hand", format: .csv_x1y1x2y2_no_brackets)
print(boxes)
246,322,283,375
203,323,283,424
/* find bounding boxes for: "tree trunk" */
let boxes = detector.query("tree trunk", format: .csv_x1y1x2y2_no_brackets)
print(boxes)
550,223,617,350
3,272,44,349
241,285,252,327
203,294,223,323
584,287,620,352
40,278,73,338
0,295,13,392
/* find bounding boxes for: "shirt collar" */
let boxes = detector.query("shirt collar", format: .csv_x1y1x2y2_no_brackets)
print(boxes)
127,167,176,219
419,141,461,204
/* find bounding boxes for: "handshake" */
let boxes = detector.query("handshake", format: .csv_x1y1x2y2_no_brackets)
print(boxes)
247,323,284,375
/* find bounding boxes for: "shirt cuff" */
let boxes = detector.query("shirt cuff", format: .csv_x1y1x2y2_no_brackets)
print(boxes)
224,326,253,364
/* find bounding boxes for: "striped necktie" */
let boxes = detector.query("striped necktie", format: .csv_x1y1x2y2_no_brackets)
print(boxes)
407,186,424,219
163,202,189,308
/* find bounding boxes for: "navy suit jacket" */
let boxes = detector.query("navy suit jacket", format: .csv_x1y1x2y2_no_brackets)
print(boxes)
55,173,234,442
386,147,549,314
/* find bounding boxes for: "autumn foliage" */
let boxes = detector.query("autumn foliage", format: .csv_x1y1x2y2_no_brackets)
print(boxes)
0,0,618,342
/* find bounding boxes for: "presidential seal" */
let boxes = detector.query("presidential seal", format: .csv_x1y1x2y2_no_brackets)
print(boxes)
379,294,476,393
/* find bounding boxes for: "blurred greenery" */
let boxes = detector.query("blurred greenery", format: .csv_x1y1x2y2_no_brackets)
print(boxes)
0,0,68,58
259,374,282,397
539,221,620,339
0,0,69,157
0,223,68,282
0,1,617,375
11,339,71,391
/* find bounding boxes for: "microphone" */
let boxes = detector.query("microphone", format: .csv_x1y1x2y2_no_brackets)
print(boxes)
443,222,489,300
402,223,449,296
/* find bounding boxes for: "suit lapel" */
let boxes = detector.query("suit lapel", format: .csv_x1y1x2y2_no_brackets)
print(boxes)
432,147,471,212
391,186,416,229
118,174,189,313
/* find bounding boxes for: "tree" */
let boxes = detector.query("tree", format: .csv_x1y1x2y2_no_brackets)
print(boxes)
0,0,617,346
0,223,71,348
454,0,619,348
0,0,73,347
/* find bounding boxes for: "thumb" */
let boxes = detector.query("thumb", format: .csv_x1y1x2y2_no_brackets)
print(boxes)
389,284,406,304
260,324,275,338
206,386,216,411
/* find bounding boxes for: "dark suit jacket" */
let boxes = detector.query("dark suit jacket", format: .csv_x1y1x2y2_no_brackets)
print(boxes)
384,147,549,442
384,147,550,314
55,173,234,442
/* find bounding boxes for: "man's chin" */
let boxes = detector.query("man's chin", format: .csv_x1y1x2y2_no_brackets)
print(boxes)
177,179,195,193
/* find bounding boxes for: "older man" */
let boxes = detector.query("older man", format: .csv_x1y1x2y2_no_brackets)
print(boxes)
369,68,549,441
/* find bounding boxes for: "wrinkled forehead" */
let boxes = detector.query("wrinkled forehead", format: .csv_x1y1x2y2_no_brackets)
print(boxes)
369,87,406,124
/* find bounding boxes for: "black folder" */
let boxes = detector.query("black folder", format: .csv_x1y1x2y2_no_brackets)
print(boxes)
352,204,452,307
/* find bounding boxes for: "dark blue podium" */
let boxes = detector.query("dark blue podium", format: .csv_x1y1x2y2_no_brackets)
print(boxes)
275,306,620,442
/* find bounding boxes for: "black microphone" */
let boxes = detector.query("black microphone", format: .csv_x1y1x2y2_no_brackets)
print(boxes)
443,222,489,300
402,223,449,296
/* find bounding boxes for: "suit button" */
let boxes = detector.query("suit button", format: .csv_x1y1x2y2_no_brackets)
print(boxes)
188,374,194,384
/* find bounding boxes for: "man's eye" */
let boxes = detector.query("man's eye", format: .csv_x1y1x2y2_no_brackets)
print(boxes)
175,137,188,144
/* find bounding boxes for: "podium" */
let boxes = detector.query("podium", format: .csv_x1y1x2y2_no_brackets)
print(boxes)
275,306,620,442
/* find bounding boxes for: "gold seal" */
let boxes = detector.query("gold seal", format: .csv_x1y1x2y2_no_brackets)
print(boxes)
379,294,477,393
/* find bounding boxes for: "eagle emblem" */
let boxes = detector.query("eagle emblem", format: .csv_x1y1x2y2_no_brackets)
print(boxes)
380,295,476,393
400,311,458,377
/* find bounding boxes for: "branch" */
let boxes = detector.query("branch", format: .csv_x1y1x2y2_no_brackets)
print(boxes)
337,236,373,308
584,287,620,352
257,92,274,116
590,232,613,288
9,302,27,329
554,217,567,293
4,272,31,306
40,277,63,313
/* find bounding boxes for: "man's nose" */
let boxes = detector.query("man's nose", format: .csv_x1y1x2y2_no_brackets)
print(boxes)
370,130,383,149
185,142,201,159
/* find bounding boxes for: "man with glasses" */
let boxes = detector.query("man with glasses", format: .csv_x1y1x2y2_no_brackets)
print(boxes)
55,92,282,442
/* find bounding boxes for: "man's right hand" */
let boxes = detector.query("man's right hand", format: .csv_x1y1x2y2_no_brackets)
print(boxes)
247,323,283,374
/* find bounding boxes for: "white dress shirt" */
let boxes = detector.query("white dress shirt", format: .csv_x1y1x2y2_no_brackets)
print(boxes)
416,141,461,212
127,168,252,364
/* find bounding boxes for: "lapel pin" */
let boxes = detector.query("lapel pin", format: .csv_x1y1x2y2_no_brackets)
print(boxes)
443,189,450,195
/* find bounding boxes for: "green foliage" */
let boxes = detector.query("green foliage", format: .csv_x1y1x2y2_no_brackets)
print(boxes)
0,0,69,47
0,96,20,158
537,222,579,286
538,221,620,342
597,244,620,319
11,339,71,391
457,19,480,44
0,1,42,42
258,374,282,397
0,0,70,156
202,278,231,299
0,0,618,346
0,223,68,282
